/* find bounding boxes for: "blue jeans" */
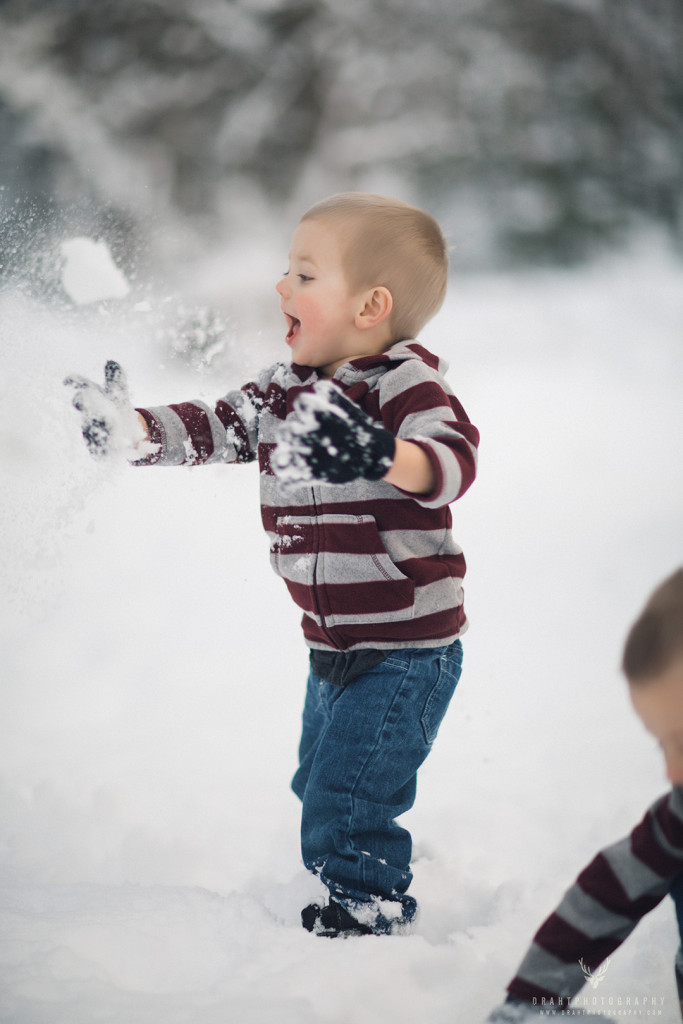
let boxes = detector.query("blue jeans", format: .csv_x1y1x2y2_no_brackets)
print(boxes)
291,640,463,933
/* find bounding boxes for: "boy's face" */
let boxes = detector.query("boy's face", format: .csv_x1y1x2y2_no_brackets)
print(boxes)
275,218,387,377
630,655,683,785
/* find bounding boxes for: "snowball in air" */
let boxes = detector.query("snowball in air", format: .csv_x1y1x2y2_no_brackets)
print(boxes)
60,237,130,305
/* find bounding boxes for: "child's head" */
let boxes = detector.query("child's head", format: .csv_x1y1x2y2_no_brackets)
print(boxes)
300,193,449,342
624,568,683,784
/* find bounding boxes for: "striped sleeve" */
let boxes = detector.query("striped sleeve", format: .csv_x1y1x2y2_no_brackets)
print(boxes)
377,358,479,509
132,364,282,467
507,788,683,1002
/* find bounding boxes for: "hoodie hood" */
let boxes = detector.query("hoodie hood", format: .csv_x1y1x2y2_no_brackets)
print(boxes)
291,340,449,390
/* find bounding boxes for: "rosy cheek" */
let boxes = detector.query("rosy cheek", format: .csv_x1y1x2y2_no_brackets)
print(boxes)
295,296,325,332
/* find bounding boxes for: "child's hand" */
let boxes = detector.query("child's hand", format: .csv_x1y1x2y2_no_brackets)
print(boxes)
64,360,145,458
273,381,395,486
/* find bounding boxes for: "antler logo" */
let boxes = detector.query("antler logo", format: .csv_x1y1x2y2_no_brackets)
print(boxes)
579,957,611,989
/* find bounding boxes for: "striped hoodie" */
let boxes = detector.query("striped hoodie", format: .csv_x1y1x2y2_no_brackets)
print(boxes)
507,786,683,1003
135,340,479,652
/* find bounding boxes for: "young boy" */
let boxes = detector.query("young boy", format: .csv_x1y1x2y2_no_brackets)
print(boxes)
488,567,683,1020
65,193,479,937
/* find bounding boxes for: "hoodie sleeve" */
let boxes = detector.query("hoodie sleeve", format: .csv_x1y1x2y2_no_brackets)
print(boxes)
506,788,683,1003
377,358,479,509
131,364,282,467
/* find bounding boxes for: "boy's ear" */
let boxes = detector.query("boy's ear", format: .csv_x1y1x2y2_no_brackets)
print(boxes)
355,286,393,331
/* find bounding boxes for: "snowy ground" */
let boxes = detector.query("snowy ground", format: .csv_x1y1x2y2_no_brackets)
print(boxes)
1,232,682,1023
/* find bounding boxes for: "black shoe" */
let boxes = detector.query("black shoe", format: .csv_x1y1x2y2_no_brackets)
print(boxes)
301,898,376,937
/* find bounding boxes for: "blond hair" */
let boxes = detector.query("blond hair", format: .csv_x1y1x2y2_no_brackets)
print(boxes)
622,568,683,684
301,193,449,341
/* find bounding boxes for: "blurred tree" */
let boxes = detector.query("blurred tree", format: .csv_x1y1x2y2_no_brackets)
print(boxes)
0,0,681,270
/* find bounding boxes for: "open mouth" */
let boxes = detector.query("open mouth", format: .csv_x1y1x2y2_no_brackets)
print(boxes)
284,313,301,343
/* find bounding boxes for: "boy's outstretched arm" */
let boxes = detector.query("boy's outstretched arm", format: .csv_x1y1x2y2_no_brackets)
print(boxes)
65,360,268,468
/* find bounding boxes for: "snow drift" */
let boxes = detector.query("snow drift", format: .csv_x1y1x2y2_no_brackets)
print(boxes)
1,234,682,1022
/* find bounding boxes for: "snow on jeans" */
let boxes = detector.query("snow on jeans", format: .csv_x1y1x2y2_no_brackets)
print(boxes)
291,640,463,933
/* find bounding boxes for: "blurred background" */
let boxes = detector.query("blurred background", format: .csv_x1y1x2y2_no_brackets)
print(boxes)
1,0,682,297
1,5,682,1018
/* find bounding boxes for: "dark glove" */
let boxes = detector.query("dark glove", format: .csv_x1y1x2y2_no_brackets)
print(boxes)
64,360,142,458
273,381,395,486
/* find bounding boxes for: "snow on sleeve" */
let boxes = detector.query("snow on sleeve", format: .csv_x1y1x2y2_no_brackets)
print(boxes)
132,363,286,468
272,380,395,488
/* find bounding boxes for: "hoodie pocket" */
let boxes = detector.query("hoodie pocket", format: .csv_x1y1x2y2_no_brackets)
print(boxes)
269,512,415,626
314,513,415,626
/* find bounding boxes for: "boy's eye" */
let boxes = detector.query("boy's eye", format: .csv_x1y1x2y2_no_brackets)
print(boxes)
298,274,313,283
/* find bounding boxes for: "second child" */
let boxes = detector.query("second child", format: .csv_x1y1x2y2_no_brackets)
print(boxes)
488,567,683,1020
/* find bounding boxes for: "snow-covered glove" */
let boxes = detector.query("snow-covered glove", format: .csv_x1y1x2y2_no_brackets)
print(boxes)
272,380,395,486
64,360,144,458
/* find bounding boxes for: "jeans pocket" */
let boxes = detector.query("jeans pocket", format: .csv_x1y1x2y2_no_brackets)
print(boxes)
420,644,463,745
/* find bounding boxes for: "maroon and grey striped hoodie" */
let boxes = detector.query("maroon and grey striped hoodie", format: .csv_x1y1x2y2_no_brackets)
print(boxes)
134,340,479,652
506,786,683,1004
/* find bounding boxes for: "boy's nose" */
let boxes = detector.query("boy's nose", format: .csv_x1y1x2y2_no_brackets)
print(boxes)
276,277,288,298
